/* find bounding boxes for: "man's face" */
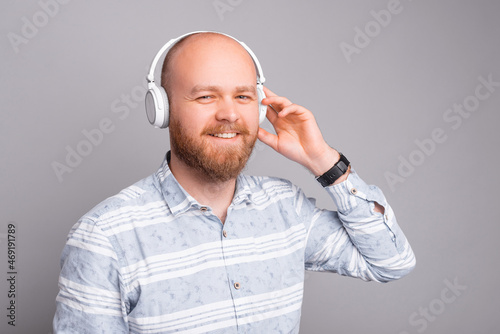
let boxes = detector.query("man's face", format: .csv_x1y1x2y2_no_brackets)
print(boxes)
167,35,260,182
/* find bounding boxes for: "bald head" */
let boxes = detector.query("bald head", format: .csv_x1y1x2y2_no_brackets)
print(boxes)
160,33,257,104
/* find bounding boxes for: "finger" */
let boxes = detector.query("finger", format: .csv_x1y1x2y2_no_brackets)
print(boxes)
263,86,278,97
278,103,309,118
262,95,293,112
257,128,279,152
262,87,293,113
265,104,279,124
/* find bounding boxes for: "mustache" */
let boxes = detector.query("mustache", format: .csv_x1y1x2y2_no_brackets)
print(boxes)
202,124,250,136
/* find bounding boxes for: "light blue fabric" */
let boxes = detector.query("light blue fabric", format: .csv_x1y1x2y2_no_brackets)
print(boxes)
53,152,415,333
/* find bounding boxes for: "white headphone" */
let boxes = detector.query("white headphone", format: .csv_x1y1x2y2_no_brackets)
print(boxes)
145,31,267,128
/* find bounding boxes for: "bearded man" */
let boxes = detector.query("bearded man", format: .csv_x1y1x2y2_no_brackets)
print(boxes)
53,32,415,333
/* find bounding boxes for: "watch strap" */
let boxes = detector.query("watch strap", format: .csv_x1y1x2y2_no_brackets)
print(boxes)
316,153,350,187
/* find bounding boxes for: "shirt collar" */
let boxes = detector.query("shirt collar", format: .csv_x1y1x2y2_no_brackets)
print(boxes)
155,151,254,216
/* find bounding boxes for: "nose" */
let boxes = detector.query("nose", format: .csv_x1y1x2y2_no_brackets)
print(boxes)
215,97,239,123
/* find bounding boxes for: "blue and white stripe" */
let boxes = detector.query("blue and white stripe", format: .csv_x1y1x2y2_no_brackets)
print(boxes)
54,156,415,333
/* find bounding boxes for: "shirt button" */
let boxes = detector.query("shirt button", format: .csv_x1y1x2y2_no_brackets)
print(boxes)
223,230,227,238
200,206,208,212
234,282,241,289
350,188,358,195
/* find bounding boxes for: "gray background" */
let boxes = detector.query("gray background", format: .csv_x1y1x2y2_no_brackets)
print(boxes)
1,0,499,333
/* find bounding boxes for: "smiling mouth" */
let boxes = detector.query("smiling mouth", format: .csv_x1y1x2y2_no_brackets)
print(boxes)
209,133,238,139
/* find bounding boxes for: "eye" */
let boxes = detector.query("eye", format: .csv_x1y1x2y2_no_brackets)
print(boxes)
196,95,214,103
236,95,250,100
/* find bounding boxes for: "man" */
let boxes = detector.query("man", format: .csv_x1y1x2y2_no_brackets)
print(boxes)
53,32,415,333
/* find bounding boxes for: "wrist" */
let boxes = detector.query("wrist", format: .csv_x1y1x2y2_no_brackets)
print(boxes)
331,165,350,185
308,147,340,176
315,153,351,187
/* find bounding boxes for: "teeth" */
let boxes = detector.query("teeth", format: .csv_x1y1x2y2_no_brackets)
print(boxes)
211,133,237,139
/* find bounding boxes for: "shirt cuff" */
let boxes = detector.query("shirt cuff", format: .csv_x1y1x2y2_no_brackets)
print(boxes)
324,168,386,214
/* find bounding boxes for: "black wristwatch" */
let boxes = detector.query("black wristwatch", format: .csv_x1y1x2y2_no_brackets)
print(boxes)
315,153,350,187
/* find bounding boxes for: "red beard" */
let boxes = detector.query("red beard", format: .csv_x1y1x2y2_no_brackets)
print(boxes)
169,118,257,182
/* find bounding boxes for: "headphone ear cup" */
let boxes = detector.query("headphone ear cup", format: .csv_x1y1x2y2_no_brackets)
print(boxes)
159,87,169,128
257,85,267,124
145,85,169,128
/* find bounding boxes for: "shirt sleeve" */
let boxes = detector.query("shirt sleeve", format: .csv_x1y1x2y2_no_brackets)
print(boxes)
53,219,129,333
302,168,416,282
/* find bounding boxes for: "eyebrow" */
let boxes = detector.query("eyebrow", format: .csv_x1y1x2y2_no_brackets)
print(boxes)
190,85,256,95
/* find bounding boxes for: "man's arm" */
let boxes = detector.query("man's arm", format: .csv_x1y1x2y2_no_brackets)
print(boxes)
299,169,415,281
53,219,129,333
258,87,415,281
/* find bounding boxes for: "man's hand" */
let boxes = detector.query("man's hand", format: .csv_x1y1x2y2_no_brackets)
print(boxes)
258,87,349,184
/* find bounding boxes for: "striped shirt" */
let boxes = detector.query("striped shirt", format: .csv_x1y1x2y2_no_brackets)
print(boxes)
53,153,415,333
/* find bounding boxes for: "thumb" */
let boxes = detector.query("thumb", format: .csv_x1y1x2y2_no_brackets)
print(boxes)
258,128,278,152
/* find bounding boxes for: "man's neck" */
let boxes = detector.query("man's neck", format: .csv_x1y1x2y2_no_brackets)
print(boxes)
168,153,236,224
